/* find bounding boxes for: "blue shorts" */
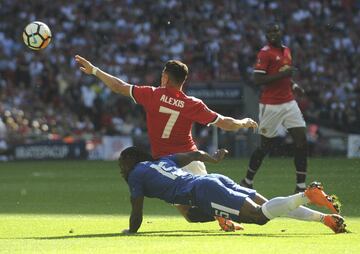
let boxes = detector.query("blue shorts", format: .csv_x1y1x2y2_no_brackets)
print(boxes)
192,174,256,222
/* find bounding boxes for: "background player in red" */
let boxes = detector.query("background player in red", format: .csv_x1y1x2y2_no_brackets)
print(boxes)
240,23,308,193
75,54,257,230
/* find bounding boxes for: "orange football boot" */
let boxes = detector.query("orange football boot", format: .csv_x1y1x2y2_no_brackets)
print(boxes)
304,182,341,213
323,214,348,234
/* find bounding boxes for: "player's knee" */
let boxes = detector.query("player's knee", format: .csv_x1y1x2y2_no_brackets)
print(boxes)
256,216,269,225
253,207,270,225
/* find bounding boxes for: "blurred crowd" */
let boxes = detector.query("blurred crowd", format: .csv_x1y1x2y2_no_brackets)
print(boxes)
0,0,359,147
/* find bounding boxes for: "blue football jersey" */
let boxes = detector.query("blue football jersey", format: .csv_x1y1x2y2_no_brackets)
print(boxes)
127,156,200,205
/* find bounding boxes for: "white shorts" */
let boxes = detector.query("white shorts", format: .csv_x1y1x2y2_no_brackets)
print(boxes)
182,161,207,175
258,100,306,138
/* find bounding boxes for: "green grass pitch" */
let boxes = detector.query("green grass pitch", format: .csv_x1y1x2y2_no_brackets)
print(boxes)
0,158,359,254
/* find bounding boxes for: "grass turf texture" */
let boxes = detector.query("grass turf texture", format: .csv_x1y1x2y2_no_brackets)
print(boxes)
0,158,359,254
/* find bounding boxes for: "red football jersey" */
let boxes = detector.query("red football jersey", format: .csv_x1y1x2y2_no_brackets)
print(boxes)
130,85,219,158
254,44,294,104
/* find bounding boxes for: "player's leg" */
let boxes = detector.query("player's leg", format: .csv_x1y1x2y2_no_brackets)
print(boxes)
240,103,283,188
261,182,341,219
240,135,274,188
193,177,345,232
283,100,307,193
215,175,325,222
214,167,338,228
243,188,346,232
248,189,324,222
220,177,346,233
288,127,307,192
249,185,346,232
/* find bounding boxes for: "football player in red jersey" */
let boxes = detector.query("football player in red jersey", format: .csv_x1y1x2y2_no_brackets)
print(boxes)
75,55,257,230
240,23,308,193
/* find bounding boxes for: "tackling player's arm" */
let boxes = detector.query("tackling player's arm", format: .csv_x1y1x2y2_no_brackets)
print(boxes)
75,55,131,96
215,116,258,131
173,149,228,168
123,196,144,234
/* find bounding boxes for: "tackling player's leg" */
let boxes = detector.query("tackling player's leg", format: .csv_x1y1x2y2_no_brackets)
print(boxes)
195,177,346,233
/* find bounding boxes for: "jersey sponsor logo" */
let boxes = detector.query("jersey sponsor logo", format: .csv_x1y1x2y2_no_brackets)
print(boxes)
160,94,185,108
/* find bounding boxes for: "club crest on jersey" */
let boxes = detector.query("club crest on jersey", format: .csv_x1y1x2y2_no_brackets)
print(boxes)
276,56,281,61
160,94,185,108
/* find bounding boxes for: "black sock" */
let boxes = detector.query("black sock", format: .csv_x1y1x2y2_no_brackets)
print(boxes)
245,148,268,181
294,147,307,185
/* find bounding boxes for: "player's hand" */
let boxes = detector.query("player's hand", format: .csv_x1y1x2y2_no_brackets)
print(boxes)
212,149,229,163
75,55,96,75
197,149,228,163
239,118,258,129
279,65,297,77
292,83,305,97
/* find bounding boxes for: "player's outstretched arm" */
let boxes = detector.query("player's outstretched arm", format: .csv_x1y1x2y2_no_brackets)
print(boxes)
75,55,132,96
215,116,258,131
174,149,228,168
123,196,144,234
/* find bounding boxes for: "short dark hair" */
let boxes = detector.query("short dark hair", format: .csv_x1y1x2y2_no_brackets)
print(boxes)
265,22,281,32
164,60,188,85
119,146,153,164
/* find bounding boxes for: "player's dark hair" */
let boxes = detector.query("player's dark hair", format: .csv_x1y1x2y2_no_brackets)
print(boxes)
119,146,153,182
164,60,188,85
264,21,281,32
120,146,153,164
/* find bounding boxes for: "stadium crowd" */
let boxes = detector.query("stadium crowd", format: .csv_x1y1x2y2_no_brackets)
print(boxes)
0,0,359,147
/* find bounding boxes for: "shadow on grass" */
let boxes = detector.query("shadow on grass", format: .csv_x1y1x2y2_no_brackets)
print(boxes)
14,230,332,240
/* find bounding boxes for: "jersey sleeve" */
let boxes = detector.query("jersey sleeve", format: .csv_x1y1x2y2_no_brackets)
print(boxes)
187,99,219,126
130,85,155,108
253,50,270,74
127,171,144,199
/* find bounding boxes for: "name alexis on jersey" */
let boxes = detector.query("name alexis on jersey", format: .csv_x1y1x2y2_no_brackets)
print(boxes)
160,95,185,108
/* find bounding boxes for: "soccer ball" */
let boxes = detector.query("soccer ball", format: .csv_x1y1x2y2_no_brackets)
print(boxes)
22,21,52,50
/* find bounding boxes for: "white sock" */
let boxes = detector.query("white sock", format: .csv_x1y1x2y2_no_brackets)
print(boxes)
261,193,310,219
296,183,306,189
245,178,253,184
285,206,324,222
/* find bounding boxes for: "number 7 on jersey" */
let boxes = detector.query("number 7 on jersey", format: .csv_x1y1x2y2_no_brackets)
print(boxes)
159,106,180,138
